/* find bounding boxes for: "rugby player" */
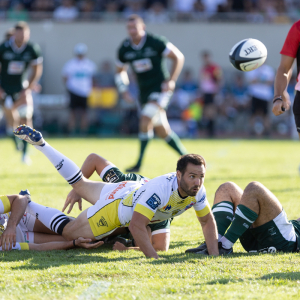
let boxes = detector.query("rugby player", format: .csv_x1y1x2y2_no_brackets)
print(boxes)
186,181,300,254
0,192,103,251
64,152,171,252
14,125,219,258
0,22,43,164
272,20,299,131
115,14,187,173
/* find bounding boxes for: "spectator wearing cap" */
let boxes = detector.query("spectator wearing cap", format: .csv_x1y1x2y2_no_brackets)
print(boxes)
62,43,97,135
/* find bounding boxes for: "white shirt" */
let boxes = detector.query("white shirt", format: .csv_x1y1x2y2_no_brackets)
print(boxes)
62,57,97,97
108,172,210,226
53,6,79,21
173,0,195,12
245,65,275,101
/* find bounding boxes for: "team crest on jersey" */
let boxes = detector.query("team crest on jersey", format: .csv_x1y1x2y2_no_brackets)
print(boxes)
143,47,157,57
146,194,161,210
104,169,119,183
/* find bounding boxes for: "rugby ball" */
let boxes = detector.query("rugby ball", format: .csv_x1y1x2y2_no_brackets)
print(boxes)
229,38,267,72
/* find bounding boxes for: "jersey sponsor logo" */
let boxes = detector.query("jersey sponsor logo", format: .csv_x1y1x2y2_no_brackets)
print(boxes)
124,52,136,60
197,194,206,203
172,209,181,216
97,216,108,227
166,174,176,182
132,58,153,73
3,51,15,60
243,223,249,229
133,189,145,205
107,182,127,200
55,159,64,171
7,61,25,75
146,194,161,210
143,47,157,57
177,200,185,204
104,169,119,183
163,205,171,211
268,227,277,236
184,202,195,211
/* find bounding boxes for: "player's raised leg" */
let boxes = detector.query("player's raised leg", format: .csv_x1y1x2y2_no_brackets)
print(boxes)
14,125,106,204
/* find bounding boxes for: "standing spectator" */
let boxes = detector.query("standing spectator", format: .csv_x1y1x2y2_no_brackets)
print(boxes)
145,2,170,23
93,60,115,88
7,2,28,21
123,0,146,19
245,63,275,136
53,0,79,22
62,43,97,135
199,51,222,137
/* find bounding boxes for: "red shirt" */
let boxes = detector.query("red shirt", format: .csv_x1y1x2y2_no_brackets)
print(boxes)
281,20,300,90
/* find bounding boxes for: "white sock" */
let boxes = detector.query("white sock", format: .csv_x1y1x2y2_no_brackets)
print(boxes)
34,142,82,185
220,236,234,249
218,233,223,242
26,201,70,235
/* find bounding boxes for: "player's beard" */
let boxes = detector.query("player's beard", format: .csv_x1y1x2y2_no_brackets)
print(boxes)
179,178,200,196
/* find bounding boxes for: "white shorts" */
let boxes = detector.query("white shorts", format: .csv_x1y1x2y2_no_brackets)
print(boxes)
16,213,36,243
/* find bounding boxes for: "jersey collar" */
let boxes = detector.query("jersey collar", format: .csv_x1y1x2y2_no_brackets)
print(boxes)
130,32,147,50
9,37,27,53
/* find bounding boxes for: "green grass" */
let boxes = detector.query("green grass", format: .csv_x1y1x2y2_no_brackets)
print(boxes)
1,137,300,300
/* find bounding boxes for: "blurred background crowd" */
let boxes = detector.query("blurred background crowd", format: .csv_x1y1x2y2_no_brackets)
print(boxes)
0,0,300,23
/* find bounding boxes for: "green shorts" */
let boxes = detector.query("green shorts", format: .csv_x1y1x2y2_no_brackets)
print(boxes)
140,86,173,109
239,210,300,253
148,218,172,235
102,167,145,183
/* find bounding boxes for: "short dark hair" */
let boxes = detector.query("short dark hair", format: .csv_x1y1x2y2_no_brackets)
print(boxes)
176,154,206,174
127,14,145,24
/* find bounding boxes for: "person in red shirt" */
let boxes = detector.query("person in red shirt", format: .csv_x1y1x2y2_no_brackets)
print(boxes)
199,51,222,137
273,20,300,136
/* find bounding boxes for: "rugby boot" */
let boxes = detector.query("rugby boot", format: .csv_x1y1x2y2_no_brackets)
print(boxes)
14,125,45,147
185,241,207,253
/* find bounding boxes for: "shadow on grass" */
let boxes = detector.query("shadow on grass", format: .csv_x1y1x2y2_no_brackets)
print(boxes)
261,272,300,281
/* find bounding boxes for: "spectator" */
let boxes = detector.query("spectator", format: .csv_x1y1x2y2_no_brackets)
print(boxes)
145,0,167,9
31,0,55,20
79,0,98,20
145,2,170,23
102,1,120,22
7,2,28,21
172,0,195,12
62,43,97,135
93,60,115,88
199,51,222,137
201,0,228,16
245,63,275,136
53,0,79,22
123,0,146,19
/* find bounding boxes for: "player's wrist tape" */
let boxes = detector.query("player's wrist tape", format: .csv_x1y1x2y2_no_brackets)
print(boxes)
273,96,283,104
73,239,76,247
115,73,129,93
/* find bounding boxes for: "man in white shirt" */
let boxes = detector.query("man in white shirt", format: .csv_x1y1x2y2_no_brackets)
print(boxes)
62,43,96,135
245,64,275,136
53,0,79,22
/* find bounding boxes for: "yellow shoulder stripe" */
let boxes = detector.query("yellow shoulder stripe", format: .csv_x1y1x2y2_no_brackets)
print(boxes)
19,243,29,250
134,204,155,220
195,205,211,217
0,195,11,214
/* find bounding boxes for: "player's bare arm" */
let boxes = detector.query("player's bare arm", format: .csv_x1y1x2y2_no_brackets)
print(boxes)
0,194,30,250
115,64,133,103
198,212,219,256
273,54,294,116
129,212,159,259
163,45,185,92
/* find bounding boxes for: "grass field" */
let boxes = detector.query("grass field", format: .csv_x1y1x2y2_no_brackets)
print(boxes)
1,137,300,300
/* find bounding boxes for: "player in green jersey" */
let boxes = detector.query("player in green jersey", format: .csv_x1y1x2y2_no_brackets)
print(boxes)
0,22,43,164
115,14,187,173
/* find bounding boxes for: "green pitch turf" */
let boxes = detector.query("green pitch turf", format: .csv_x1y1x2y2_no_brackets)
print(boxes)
1,137,300,300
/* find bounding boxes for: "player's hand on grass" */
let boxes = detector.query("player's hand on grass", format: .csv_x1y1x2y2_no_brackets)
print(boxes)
122,91,134,103
0,226,16,251
162,80,176,92
74,237,104,249
63,189,82,214
113,241,127,251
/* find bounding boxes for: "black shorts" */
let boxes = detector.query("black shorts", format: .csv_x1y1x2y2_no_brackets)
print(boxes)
203,93,215,105
293,91,300,132
68,91,87,110
251,96,268,115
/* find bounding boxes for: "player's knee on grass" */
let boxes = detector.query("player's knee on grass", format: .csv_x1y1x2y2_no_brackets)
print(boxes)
214,182,242,205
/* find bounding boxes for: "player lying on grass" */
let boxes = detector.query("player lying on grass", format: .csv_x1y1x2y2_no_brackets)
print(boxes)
65,152,172,252
0,192,103,251
14,125,219,258
186,181,300,254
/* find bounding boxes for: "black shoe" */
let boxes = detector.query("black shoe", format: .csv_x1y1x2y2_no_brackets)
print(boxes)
19,189,31,203
218,242,233,255
125,165,140,173
185,241,207,253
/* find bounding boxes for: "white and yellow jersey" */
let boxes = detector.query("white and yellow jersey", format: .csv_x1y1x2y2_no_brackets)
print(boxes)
114,172,210,226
